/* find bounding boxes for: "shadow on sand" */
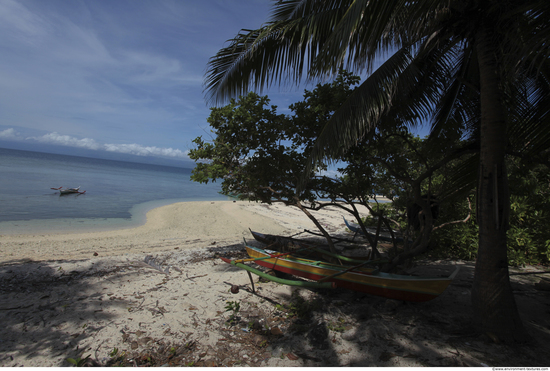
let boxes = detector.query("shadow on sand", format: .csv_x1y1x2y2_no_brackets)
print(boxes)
0,258,137,366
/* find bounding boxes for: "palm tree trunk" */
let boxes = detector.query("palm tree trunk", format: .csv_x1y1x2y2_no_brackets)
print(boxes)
471,26,529,343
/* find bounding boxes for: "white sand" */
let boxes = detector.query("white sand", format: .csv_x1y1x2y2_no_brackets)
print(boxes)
0,201,374,366
0,201,372,264
1,200,547,367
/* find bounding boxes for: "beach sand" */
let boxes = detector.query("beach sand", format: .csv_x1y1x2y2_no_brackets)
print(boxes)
1,201,549,367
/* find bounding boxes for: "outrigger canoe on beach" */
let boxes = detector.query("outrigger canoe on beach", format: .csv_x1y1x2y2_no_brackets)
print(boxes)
249,229,372,264
223,239,459,302
343,216,408,243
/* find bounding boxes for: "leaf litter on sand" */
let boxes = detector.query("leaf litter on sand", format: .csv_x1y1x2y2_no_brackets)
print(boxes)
106,306,282,367
102,256,550,367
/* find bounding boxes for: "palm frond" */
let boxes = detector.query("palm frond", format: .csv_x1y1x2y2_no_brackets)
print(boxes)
204,0,353,104
429,40,479,140
499,0,550,75
307,31,470,171
306,46,414,171
438,152,479,202
507,64,550,160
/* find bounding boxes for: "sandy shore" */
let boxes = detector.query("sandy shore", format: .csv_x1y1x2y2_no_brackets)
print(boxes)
0,201,377,264
1,201,549,367
0,201,308,264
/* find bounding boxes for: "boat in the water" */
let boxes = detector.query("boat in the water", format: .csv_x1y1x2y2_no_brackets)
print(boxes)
51,186,86,195
223,240,458,302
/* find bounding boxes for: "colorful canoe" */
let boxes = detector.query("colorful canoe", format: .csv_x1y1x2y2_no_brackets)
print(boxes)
243,243,458,302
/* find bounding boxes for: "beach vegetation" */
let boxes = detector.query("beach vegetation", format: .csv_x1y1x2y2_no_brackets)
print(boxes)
192,67,549,265
327,318,347,333
190,70,363,255
224,300,241,325
201,0,549,343
192,66,485,266
431,159,550,266
330,123,479,267
65,354,91,367
192,70,469,260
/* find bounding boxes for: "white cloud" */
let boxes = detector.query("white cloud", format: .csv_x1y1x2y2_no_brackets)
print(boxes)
31,132,101,150
0,128,20,139
0,0,51,45
4,128,189,159
104,143,188,158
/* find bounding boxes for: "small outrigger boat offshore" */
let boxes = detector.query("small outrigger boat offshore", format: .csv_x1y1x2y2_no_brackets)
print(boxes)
51,186,86,195
222,233,459,302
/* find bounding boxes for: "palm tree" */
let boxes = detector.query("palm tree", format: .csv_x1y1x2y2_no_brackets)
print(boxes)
204,0,550,342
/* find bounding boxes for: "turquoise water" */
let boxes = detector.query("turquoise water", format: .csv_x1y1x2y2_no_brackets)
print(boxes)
0,148,228,233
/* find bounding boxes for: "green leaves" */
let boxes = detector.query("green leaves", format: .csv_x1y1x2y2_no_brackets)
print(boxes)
507,159,550,264
191,72,360,204
189,92,289,197
66,355,91,367
225,300,241,325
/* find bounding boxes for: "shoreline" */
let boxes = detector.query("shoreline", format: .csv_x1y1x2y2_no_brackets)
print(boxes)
0,200,373,264
0,197,229,236
0,196,391,236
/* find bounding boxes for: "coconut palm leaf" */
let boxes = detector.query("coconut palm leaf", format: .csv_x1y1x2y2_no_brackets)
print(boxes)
508,71,550,161
205,0,355,104
308,33,473,169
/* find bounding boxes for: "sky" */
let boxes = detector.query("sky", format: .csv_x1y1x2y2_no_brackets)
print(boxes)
0,0,313,166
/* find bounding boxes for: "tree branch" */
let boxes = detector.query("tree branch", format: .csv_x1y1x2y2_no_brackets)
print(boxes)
433,196,472,231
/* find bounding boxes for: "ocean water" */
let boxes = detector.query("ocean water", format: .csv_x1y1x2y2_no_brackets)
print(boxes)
0,148,229,234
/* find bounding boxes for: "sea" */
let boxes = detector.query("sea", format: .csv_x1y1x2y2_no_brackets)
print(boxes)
0,147,229,234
